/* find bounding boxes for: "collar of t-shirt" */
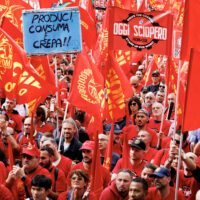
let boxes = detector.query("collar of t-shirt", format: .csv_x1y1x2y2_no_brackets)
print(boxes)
52,154,61,167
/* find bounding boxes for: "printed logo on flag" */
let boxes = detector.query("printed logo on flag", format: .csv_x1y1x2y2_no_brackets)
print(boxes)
113,13,167,51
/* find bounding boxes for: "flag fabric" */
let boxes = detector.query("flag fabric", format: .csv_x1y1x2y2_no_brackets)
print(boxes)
67,50,105,120
0,0,32,31
105,51,133,121
91,130,103,199
103,122,114,170
1,17,23,48
0,28,55,109
181,0,200,61
108,7,173,56
39,0,58,8
182,49,200,131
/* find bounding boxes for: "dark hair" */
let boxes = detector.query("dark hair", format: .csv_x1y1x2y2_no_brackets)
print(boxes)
0,148,8,167
118,168,133,178
176,128,188,142
31,175,52,191
142,163,157,171
40,146,54,157
128,97,142,115
42,132,54,139
70,169,89,183
132,177,148,192
160,80,165,84
36,107,46,122
65,68,73,76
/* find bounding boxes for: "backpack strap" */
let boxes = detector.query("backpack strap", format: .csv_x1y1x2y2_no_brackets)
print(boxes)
54,168,59,192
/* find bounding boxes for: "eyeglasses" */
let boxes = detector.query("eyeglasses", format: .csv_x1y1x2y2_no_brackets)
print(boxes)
130,103,137,106
145,96,153,100
22,155,34,160
159,85,165,89
171,138,180,145
71,176,84,181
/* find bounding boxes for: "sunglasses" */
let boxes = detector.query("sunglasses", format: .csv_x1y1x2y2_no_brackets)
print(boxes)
159,85,165,89
22,154,34,160
130,103,137,106
171,138,180,145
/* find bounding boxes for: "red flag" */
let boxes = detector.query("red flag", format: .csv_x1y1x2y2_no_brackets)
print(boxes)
79,6,97,49
1,17,23,48
39,0,58,8
105,51,133,121
181,0,200,61
91,130,103,198
0,0,32,31
68,50,105,120
182,49,200,131
0,28,56,107
138,0,147,12
8,140,14,169
103,122,114,171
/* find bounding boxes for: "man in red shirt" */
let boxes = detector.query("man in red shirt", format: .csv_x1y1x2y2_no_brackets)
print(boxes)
112,139,147,179
122,109,158,147
40,146,66,199
41,139,72,181
100,169,133,200
3,98,23,133
6,145,51,199
137,130,158,163
142,92,155,114
148,102,171,137
147,167,184,200
67,140,110,189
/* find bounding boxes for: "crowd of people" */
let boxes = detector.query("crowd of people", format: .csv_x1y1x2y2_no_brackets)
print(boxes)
0,51,199,200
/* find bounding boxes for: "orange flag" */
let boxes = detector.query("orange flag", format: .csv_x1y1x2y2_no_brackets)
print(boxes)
181,0,200,61
182,49,200,131
105,51,133,121
68,49,105,120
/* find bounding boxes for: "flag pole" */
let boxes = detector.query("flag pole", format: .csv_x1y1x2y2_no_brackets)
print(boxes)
173,59,181,141
57,102,69,151
174,59,182,200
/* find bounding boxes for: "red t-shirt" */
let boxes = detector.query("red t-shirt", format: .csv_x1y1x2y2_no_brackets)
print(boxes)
143,147,158,163
112,158,147,177
148,118,171,136
67,162,111,189
58,190,97,200
152,148,169,166
0,161,7,185
53,155,72,180
49,166,67,192
36,123,54,134
145,187,185,200
0,184,14,200
121,124,158,147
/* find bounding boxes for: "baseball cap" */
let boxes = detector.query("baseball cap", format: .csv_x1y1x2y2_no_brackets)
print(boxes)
149,167,171,178
104,124,122,134
152,70,160,76
141,87,148,93
130,139,146,150
22,145,39,157
136,109,149,117
80,141,95,150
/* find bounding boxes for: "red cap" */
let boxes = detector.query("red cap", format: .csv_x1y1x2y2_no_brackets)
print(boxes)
22,145,39,157
80,141,95,150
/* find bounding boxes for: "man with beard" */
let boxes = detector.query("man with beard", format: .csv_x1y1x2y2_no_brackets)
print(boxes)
100,169,133,200
58,118,82,163
67,140,110,189
148,102,171,137
121,109,158,148
128,177,148,200
142,92,155,115
146,167,184,199
40,147,66,199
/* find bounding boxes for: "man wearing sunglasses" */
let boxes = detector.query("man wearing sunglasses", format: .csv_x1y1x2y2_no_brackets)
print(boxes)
146,70,161,93
6,145,51,199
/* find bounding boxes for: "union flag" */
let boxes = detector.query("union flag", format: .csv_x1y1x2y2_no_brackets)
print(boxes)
104,51,133,121
68,49,105,120
0,28,56,109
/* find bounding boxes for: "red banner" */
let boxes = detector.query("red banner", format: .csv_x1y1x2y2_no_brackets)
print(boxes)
108,7,173,56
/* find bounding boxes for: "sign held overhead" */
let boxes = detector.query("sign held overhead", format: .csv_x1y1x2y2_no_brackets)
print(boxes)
22,7,82,56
